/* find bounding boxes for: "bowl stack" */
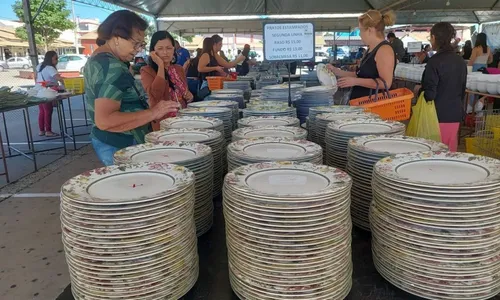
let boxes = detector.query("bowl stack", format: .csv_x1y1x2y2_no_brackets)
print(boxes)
60,163,199,299
160,116,224,134
295,86,336,124
325,118,406,170
145,128,225,198
207,92,245,109
315,112,379,154
224,161,353,300
227,137,322,171
346,135,448,230
232,126,307,141
113,142,214,236
371,152,500,300
188,100,239,130
179,107,233,144
242,106,297,118
307,106,365,143
238,116,300,128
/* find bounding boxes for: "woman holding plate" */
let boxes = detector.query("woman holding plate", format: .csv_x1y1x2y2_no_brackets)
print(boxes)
327,9,397,100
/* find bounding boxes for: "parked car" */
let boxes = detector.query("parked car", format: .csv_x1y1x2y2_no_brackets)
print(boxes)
57,54,88,74
315,51,329,63
0,60,9,72
6,57,32,69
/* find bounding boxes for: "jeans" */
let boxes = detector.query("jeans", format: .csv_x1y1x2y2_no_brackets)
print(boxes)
38,102,54,132
91,138,121,166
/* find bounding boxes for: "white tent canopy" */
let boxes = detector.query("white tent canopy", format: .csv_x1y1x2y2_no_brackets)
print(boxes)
95,0,500,33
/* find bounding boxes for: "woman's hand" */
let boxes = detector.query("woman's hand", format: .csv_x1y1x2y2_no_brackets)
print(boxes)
150,51,164,68
338,77,359,88
151,100,179,119
326,64,341,76
184,91,194,103
214,66,225,74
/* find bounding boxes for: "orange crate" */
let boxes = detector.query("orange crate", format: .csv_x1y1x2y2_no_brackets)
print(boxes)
207,76,224,90
349,88,413,121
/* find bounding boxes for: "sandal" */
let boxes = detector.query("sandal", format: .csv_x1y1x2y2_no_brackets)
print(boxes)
45,132,59,137
39,132,45,136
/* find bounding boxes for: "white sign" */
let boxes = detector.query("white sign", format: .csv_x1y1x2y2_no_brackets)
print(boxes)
263,23,315,61
407,42,422,53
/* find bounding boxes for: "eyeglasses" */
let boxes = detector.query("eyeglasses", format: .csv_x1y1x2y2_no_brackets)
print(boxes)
129,37,147,50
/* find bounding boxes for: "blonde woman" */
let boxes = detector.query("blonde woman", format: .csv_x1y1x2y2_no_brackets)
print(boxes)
327,10,397,100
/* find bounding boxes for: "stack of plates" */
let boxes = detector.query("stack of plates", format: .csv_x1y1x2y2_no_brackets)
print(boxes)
144,128,225,198
224,161,353,300
188,100,239,130
207,93,245,109
315,112,379,152
256,76,278,89
242,106,297,118
114,142,214,236
347,135,448,230
232,126,307,141
227,137,322,171
295,86,336,124
238,116,300,128
212,89,244,95
325,118,406,170
307,106,365,143
179,107,233,144
159,116,224,134
60,163,199,299
250,89,263,99
371,152,500,300
224,80,251,91
262,84,303,102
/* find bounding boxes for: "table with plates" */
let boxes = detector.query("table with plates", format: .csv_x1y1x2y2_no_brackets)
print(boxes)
226,137,322,171
145,129,225,197
346,135,448,231
325,118,406,170
60,162,199,299
371,151,500,300
224,161,353,299
231,126,307,141
113,142,215,236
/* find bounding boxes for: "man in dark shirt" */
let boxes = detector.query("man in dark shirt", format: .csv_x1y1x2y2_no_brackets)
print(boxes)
387,32,405,62
175,40,190,68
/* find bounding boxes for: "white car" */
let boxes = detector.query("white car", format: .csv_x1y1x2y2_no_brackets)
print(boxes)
315,51,329,63
6,57,32,69
57,54,88,73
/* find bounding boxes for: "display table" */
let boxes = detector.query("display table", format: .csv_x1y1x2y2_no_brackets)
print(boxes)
0,96,68,182
59,93,91,150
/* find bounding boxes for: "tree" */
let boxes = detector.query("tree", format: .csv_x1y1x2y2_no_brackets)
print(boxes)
12,0,74,52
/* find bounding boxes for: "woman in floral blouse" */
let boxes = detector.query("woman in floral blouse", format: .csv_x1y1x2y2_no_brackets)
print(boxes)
141,31,194,131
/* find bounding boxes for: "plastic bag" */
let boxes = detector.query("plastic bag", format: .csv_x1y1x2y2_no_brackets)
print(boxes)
406,92,441,142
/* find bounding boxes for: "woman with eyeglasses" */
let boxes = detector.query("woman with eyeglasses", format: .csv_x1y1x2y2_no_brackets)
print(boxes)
84,10,179,166
327,10,396,100
140,31,193,131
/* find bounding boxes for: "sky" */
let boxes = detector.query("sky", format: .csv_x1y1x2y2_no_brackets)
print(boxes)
0,0,112,22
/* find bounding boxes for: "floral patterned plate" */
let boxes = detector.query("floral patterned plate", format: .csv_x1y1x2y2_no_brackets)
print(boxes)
232,126,307,141
145,128,221,143
159,115,223,130
238,116,300,128
61,163,194,205
374,151,500,188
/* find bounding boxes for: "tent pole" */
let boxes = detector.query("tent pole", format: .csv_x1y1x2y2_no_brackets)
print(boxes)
22,0,39,75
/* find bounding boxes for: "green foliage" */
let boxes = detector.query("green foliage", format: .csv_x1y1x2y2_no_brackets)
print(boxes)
12,0,74,51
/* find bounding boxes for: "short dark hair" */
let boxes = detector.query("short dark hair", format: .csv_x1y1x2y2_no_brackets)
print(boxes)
211,34,223,44
387,32,396,39
97,10,148,43
430,22,456,52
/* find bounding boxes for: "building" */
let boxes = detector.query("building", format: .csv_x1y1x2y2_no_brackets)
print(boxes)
80,31,98,55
